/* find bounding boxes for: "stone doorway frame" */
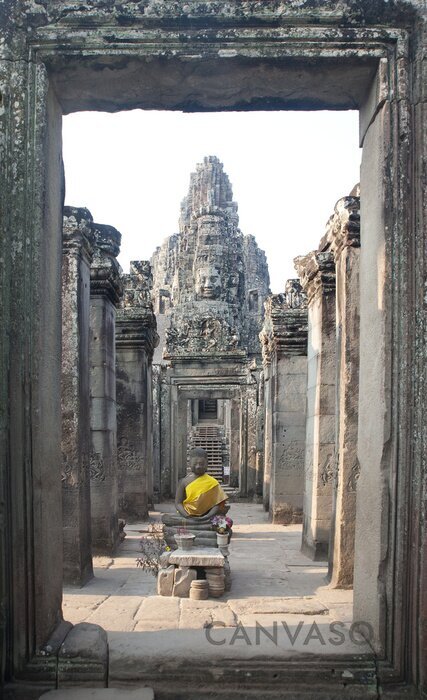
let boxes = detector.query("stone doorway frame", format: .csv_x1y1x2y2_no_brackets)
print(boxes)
172,382,243,491
1,4,425,696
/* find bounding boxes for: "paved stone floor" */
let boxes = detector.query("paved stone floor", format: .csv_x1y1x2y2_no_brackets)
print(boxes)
63,503,371,684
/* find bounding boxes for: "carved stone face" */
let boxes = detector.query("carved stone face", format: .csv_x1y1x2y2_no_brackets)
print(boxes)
195,265,222,299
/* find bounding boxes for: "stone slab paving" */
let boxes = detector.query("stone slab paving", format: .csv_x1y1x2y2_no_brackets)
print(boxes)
63,503,369,678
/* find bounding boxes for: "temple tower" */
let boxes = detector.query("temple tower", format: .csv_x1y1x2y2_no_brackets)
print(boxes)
151,156,270,498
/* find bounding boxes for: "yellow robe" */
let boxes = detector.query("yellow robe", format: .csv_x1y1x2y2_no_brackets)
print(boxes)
183,473,228,517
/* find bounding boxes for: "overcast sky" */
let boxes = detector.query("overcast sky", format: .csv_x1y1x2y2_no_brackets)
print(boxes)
62,110,361,293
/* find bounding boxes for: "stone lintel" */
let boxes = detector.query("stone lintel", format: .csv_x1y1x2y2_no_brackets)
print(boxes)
90,264,123,306
164,350,247,364
116,259,158,354
116,316,159,356
271,307,308,357
261,290,308,362
92,223,121,258
62,207,95,263
319,195,361,262
90,223,123,305
294,250,335,305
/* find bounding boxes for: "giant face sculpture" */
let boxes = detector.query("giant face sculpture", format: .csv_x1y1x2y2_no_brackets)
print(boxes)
195,265,222,300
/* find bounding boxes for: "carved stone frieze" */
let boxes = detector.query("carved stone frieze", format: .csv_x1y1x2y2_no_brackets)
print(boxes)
164,312,240,357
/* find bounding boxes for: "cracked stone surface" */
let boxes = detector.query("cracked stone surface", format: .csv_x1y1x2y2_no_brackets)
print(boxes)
63,503,368,674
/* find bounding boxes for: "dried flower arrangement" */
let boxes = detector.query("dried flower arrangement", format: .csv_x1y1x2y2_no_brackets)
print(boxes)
136,521,170,576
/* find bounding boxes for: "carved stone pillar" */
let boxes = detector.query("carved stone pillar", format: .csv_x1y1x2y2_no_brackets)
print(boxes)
89,223,123,554
295,251,336,559
254,373,265,502
246,375,258,498
326,196,361,587
261,281,308,524
260,331,273,512
116,261,159,521
61,207,95,586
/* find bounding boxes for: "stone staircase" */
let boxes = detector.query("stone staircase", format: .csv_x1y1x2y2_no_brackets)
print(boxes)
189,424,228,483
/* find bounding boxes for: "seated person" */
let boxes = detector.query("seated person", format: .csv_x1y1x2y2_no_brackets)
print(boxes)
174,447,229,522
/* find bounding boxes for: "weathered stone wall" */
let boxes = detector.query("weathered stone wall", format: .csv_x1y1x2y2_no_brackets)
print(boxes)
353,97,392,647
325,195,361,589
89,223,123,554
261,281,308,524
116,261,158,521
61,207,95,586
295,252,336,560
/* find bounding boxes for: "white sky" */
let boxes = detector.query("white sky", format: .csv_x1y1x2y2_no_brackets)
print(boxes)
62,110,361,293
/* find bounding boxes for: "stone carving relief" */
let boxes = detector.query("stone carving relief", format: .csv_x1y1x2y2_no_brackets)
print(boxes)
61,456,77,487
151,156,270,360
284,279,308,309
117,438,142,472
194,264,222,300
90,453,106,482
320,453,335,486
165,315,240,355
347,459,361,491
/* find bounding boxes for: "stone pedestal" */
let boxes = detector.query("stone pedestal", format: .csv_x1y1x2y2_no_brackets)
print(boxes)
89,224,123,554
61,207,95,586
116,261,158,521
326,196,361,587
295,252,336,560
261,281,308,524
163,548,227,598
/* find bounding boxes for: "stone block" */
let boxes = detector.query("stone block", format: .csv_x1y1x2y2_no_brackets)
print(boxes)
172,566,197,597
169,547,224,568
58,623,108,687
159,551,172,567
40,690,154,699
157,565,175,596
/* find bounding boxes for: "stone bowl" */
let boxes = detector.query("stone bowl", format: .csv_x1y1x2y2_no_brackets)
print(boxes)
174,533,196,550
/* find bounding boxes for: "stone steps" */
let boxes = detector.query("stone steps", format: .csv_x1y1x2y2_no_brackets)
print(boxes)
39,690,154,700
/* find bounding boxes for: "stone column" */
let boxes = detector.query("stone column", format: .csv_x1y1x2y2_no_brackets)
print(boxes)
260,331,273,512
295,251,336,560
152,364,164,501
261,281,308,524
246,375,258,498
327,195,361,587
89,223,123,554
116,261,158,521
61,207,95,586
254,374,265,502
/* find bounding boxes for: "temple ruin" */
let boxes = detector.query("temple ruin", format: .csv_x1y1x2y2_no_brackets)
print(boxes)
1,1,426,698
151,156,270,500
